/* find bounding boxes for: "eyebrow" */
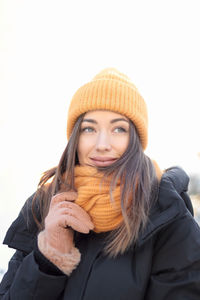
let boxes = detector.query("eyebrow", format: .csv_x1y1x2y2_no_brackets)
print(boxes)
110,118,129,124
82,118,129,124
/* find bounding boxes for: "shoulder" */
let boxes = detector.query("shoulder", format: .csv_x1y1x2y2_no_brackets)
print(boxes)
3,193,40,253
138,166,197,247
140,167,200,273
155,166,193,217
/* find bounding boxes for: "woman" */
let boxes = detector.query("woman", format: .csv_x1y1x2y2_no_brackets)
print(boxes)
1,68,200,299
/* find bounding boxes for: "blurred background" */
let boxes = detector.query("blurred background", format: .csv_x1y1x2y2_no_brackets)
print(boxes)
0,0,200,279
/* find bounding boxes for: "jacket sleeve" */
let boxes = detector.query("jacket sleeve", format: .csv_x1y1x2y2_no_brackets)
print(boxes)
145,213,200,300
0,249,68,300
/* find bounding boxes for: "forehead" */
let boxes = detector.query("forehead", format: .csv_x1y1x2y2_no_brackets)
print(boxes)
83,110,128,120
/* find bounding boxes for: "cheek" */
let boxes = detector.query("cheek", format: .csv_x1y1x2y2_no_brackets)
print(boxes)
77,136,94,160
113,136,129,154
124,136,129,151
120,143,128,154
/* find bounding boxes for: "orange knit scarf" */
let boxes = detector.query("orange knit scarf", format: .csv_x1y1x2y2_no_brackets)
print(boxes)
74,162,162,233
74,165,122,233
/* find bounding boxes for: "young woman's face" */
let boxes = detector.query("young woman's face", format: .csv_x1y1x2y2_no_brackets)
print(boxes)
77,110,130,167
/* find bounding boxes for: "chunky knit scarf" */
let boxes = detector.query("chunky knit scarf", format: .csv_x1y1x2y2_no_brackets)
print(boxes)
73,162,162,233
74,165,122,233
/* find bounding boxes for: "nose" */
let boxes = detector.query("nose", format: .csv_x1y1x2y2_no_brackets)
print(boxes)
95,131,111,152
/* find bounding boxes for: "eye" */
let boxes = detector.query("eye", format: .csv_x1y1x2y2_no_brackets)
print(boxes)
81,126,95,133
113,127,127,133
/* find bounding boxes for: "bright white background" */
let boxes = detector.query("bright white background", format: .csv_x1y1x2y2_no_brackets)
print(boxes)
0,0,200,274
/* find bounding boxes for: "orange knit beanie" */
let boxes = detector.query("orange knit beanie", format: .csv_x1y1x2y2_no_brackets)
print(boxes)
67,68,148,149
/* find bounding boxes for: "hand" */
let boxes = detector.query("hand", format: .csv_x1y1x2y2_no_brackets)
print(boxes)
41,191,94,254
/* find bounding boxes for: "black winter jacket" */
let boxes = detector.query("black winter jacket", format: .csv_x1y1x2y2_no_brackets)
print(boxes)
1,167,200,299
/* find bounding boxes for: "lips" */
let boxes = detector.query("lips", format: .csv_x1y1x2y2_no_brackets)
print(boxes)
90,156,117,167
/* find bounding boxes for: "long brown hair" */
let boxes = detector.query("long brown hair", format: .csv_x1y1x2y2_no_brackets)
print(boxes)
32,113,159,257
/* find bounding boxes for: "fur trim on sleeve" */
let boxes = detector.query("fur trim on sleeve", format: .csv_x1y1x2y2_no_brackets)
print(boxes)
38,231,81,276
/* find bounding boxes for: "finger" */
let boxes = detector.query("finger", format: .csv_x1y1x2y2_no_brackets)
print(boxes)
58,207,94,230
50,191,78,207
58,214,92,234
66,203,94,228
56,201,92,224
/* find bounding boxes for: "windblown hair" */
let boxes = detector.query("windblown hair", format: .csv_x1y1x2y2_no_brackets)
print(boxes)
32,114,159,257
